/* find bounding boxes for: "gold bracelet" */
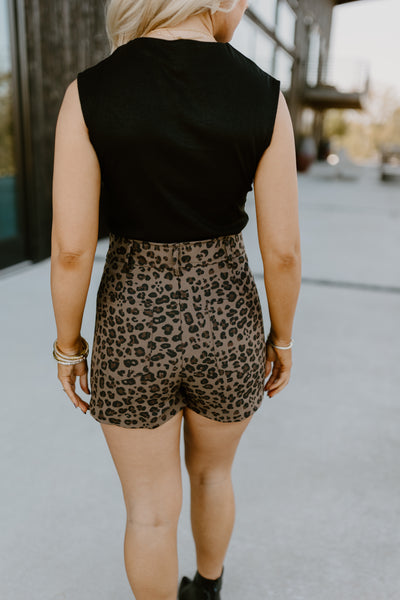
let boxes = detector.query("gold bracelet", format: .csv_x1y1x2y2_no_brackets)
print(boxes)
54,338,89,358
53,338,89,364
54,339,88,358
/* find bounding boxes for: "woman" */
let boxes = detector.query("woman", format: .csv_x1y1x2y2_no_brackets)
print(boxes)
50,0,301,598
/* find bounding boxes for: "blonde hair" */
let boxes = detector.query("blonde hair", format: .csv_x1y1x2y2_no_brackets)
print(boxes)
104,0,241,53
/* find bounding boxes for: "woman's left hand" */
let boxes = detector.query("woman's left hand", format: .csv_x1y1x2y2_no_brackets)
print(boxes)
58,359,91,413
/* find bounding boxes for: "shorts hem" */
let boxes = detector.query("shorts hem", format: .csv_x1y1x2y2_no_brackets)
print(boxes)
88,405,184,430
184,393,264,423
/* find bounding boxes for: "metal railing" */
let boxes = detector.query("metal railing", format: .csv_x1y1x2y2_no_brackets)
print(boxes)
306,57,370,94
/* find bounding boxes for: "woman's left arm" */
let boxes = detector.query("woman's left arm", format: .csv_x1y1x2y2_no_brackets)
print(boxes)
50,79,101,412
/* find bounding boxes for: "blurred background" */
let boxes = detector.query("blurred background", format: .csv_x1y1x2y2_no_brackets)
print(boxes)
1,2,400,599
1,0,400,269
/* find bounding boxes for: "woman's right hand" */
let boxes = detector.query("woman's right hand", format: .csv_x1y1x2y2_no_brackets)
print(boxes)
264,335,293,398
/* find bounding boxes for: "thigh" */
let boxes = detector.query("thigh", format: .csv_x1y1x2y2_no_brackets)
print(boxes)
183,407,252,478
89,234,185,430
100,410,184,522
181,241,266,424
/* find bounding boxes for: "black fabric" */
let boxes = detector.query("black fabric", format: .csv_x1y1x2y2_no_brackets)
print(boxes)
179,567,224,599
77,37,280,242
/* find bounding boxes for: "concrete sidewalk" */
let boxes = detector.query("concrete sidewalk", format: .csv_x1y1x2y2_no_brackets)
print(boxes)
1,162,400,599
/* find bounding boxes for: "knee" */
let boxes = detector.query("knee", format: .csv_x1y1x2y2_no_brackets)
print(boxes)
126,504,181,529
126,512,179,529
185,451,232,487
125,494,182,530
186,465,232,488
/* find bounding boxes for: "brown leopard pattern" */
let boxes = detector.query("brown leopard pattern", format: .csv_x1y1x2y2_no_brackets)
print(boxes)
89,233,267,429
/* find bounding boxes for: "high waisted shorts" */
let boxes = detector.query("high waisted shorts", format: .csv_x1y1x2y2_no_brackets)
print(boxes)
89,231,267,429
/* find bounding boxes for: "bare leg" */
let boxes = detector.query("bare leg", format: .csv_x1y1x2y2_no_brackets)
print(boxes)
100,410,183,600
183,407,253,580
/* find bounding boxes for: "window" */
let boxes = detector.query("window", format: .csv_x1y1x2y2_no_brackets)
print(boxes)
230,15,257,57
231,15,275,73
0,0,18,242
275,47,293,92
276,0,296,49
254,32,275,73
248,0,277,29
306,24,320,87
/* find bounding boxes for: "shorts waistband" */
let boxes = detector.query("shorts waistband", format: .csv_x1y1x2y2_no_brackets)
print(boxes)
106,231,246,272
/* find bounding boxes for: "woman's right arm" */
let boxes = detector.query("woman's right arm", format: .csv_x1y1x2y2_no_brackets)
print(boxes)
253,90,302,397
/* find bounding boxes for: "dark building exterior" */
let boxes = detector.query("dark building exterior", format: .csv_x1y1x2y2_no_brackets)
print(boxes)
1,0,367,270
1,0,110,270
233,0,368,162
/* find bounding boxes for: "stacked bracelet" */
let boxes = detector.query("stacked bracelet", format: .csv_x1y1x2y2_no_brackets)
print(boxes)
267,336,294,350
53,337,89,365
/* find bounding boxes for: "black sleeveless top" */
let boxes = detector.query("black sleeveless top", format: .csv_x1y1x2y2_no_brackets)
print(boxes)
77,37,280,242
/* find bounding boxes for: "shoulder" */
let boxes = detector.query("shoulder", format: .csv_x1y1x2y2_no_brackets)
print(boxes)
226,43,280,90
60,57,109,132
274,90,292,134
72,52,117,130
60,79,80,115
76,53,111,87
55,79,88,137
75,44,138,99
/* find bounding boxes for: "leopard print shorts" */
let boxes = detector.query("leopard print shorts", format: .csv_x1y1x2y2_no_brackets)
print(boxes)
89,231,267,429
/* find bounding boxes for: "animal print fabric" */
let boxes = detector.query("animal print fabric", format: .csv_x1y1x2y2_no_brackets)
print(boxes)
89,231,267,429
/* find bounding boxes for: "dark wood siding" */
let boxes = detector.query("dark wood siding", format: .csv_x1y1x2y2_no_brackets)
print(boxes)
8,0,340,265
22,0,110,262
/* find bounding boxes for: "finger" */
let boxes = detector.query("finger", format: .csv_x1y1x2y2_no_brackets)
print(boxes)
76,398,90,412
62,381,80,408
80,370,91,395
268,381,288,397
265,363,280,390
58,367,90,412
265,359,272,378
266,370,289,395
267,375,290,397
61,378,88,410
268,371,289,391
268,367,291,389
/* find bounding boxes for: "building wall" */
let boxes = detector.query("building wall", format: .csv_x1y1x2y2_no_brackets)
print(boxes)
23,0,111,262
291,0,334,137
231,0,335,146
232,0,297,96
1,0,337,269
0,0,111,267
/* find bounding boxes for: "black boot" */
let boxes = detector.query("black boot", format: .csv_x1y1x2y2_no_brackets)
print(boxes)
178,567,224,600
